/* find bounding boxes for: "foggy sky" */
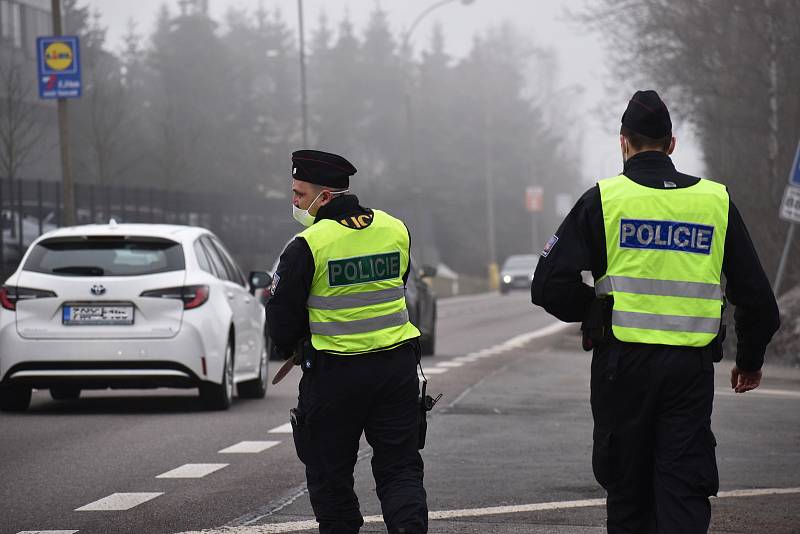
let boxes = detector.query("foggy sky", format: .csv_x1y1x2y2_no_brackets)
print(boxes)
92,0,704,187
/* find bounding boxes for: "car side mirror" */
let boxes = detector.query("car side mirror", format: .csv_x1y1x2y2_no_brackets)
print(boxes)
249,271,272,295
419,265,437,278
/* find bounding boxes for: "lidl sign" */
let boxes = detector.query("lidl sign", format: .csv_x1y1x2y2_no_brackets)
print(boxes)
37,36,82,99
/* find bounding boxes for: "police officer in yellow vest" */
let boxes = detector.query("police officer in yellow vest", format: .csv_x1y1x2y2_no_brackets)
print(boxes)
266,150,428,534
531,91,780,533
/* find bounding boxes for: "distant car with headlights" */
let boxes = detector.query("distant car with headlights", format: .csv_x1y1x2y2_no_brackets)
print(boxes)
0,223,271,412
499,254,538,294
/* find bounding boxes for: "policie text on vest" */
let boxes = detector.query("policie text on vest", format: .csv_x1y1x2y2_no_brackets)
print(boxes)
620,219,714,255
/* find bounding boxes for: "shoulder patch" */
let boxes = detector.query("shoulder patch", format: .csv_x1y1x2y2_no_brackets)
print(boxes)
541,235,559,257
270,272,281,295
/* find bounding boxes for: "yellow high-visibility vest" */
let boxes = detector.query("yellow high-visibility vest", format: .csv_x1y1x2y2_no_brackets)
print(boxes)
300,209,420,354
596,175,729,347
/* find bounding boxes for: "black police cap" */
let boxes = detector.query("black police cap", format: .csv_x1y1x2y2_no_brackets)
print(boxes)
621,90,672,139
291,150,357,189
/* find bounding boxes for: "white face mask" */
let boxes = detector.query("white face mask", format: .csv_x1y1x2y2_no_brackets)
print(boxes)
292,189,349,227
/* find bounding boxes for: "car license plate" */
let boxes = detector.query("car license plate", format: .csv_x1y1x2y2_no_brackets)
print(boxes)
62,304,135,325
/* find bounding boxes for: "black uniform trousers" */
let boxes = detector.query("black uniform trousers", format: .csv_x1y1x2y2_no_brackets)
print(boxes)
292,342,428,534
591,340,719,534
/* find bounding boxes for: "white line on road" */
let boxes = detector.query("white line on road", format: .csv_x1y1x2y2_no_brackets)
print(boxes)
75,492,163,512
17,531,80,534
419,367,448,375
156,463,229,478
219,441,281,454
435,361,464,368
268,423,293,434
176,486,800,533
716,388,800,400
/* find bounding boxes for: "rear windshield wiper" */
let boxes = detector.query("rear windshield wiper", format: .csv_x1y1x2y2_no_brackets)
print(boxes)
52,266,105,276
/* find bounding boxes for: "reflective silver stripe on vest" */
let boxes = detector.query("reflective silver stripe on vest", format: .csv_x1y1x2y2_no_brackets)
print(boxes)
595,276,721,300
307,286,406,310
613,310,720,334
309,309,410,336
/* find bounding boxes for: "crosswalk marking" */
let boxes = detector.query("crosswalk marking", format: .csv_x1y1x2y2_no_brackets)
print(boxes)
419,367,448,375
218,441,281,454
436,361,464,368
17,531,79,534
156,463,228,478
75,492,163,512
268,423,293,434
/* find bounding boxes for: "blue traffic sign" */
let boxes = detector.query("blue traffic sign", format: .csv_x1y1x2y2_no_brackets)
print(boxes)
36,36,82,99
791,139,800,187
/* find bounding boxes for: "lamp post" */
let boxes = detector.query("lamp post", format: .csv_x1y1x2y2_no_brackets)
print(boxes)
401,0,476,185
297,0,308,147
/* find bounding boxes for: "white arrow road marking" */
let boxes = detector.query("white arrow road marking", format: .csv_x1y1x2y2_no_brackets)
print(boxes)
157,463,229,478
268,423,293,434
175,486,800,533
75,492,163,512
219,441,281,454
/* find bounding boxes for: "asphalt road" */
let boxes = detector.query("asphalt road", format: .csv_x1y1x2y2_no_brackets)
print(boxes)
2,291,799,534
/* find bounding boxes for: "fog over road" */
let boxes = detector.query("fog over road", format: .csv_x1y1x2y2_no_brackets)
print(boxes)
2,292,799,534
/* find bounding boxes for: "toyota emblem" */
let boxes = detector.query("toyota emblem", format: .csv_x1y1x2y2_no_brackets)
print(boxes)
91,284,106,296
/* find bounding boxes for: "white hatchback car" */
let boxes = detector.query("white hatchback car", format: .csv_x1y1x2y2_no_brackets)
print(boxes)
0,223,271,412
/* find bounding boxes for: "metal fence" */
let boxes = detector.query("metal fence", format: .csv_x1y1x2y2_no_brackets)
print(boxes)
0,177,297,278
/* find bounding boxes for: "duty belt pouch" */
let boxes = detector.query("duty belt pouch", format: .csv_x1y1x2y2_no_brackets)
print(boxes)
582,297,612,351
299,338,316,372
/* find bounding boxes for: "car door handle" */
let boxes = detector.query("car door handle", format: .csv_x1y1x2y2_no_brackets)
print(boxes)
244,297,251,304
226,291,235,299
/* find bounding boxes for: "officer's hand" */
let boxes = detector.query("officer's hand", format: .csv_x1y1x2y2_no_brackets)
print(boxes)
730,365,762,393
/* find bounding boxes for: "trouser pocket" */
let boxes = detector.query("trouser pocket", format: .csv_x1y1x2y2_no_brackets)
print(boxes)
697,428,719,496
291,406,311,465
592,427,615,489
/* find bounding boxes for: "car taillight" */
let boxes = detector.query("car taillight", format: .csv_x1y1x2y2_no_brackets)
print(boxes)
0,285,57,311
140,285,209,310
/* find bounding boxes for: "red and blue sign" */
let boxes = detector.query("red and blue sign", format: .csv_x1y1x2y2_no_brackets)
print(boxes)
36,36,82,99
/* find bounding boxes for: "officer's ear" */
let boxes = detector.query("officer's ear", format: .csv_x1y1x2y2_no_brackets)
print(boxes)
667,136,676,155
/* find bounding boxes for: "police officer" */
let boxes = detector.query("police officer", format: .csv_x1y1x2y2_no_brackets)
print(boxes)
531,90,780,533
266,150,428,534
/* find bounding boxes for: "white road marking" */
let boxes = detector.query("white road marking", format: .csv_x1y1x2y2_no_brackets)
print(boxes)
75,492,163,512
156,463,229,478
268,423,293,434
716,387,800,400
176,486,800,533
436,361,464,368
218,441,281,454
419,367,448,375
17,531,80,534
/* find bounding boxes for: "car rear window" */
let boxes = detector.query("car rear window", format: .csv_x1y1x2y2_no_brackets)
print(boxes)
24,236,185,276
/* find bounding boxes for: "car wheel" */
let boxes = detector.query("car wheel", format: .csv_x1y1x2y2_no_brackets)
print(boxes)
267,335,281,361
238,344,268,399
420,331,436,356
0,386,32,412
199,340,234,411
50,386,81,401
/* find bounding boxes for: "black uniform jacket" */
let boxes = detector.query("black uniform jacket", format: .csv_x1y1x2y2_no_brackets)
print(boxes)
531,151,780,372
266,195,411,359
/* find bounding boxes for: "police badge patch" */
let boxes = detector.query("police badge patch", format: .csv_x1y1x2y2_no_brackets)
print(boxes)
541,234,559,257
270,272,281,295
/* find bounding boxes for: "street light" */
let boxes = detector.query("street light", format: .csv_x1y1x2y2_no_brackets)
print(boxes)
402,0,477,185
297,0,308,147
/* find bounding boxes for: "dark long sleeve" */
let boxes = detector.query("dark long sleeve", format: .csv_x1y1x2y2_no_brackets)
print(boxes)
722,200,781,372
266,237,315,357
531,187,602,322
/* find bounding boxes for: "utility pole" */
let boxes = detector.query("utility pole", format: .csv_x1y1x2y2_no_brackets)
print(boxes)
51,0,75,225
297,0,308,147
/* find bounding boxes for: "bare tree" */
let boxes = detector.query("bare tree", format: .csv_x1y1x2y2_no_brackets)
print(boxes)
0,52,43,184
